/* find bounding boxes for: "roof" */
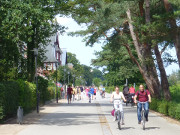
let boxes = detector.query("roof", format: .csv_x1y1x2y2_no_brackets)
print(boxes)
44,35,58,63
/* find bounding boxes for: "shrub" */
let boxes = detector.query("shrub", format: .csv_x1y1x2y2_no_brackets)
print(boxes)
16,79,36,113
0,78,54,122
168,102,177,118
26,81,36,110
38,77,49,104
105,86,115,93
0,106,3,120
48,86,55,99
170,84,180,103
2,81,19,119
150,98,160,111
0,83,4,120
175,104,180,120
158,100,169,116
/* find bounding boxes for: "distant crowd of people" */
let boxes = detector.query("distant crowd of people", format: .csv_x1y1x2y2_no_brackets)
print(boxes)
65,85,105,104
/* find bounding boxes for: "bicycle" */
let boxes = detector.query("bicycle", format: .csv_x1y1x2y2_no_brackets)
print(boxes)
114,99,123,130
101,91,105,98
138,101,148,130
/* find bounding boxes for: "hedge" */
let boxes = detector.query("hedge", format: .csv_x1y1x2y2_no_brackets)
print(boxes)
150,98,180,120
0,77,55,121
16,79,36,114
0,81,19,119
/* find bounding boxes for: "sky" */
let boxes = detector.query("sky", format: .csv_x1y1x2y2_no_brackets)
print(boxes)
56,16,179,75
57,16,102,67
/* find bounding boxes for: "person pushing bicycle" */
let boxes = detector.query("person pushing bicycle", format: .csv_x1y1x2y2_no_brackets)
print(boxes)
134,84,151,124
111,86,126,124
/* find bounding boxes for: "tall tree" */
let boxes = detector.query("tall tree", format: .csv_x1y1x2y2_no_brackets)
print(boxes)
162,0,180,68
67,0,161,98
0,0,63,81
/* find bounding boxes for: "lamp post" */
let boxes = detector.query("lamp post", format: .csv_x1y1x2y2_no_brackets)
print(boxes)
68,71,70,84
33,48,39,113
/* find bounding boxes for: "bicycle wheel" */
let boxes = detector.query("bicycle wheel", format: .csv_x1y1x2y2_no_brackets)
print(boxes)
142,111,145,130
118,111,121,130
89,94,91,103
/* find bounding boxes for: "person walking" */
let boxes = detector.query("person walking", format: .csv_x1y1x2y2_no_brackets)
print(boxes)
67,85,73,104
94,87,97,99
85,87,89,99
72,86,76,101
80,86,84,100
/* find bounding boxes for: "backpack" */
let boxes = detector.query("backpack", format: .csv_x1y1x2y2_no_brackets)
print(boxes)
138,90,147,96
123,86,129,95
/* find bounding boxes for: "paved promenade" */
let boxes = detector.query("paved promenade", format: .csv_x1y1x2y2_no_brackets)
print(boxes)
0,92,180,135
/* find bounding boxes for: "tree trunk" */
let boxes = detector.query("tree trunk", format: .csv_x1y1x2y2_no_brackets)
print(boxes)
162,0,180,68
27,25,35,82
126,9,161,98
154,45,171,100
145,0,171,100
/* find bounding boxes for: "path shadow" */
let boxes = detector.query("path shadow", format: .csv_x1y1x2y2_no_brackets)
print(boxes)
31,112,103,126
145,127,160,130
118,127,135,130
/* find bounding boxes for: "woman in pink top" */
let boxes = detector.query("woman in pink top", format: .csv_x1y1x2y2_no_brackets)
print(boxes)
129,85,135,94
85,87,89,98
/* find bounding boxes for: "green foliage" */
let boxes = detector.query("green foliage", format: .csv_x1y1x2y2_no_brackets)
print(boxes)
47,86,56,99
93,78,102,87
16,79,36,113
158,100,169,116
92,69,104,80
0,82,19,119
105,86,115,93
0,106,3,121
0,83,5,120
0,78,54,121
82,65,93,86
150,97,180,120
75,79,83,86
93,44,144,86
169,83,180,103
175,104,180,120
38,77,49,104
0,0,64,82
168,70,180,86
150,98,160,112
168,102,177,118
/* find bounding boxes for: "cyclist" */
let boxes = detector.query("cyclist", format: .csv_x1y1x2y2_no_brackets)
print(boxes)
134,84,151,124
101,87,105,98
88,86,94,103
110,86,126,124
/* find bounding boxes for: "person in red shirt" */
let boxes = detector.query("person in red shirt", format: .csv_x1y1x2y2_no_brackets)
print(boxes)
129,85,135,94
67,85,73,104
129,85,135,104
134,85,151,124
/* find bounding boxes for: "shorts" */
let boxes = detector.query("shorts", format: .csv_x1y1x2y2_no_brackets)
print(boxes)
94,93,96,95
67,94,72,99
